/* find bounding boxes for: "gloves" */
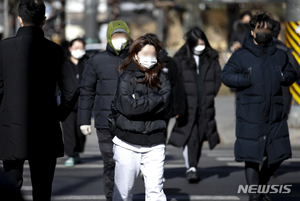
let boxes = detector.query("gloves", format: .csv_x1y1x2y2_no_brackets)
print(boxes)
80,125,92,135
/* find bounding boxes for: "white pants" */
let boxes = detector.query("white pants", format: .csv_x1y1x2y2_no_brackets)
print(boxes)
112,144,166,201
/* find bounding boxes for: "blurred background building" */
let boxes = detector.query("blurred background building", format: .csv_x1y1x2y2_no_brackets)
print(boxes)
2,0,300,126
0,0,288,52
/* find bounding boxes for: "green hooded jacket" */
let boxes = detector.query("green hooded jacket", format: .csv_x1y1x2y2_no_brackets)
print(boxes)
106,20,130,55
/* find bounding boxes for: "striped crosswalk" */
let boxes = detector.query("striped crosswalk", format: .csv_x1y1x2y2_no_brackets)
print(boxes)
2,145,299,201
22,195,241,201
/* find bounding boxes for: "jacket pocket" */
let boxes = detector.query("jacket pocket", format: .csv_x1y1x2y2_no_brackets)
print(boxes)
274,66,284,82
271,96,286,123
237,96,263,123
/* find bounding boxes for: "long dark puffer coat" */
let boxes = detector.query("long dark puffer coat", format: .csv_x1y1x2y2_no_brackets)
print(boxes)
222,32,297,164
0,26,79,160
112,61,171,146
274,38,300,114
169,47,221,150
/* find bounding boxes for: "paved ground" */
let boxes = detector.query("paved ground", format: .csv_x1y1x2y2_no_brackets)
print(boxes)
2,95,300,201
18,142,300,201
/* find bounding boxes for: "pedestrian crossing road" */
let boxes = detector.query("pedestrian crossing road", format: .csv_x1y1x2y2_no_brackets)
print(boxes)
2,131,298,201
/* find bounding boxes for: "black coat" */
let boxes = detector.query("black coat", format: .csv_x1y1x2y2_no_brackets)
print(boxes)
169,47,221,150
112,61,171,146
65,55,89,112
275,38,300,114
78,44,129,128
222,33,297,164
159,49,186,119
0,26,79,160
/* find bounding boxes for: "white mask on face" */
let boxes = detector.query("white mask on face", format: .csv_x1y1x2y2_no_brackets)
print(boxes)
193,45,205,55
112,38,127,50
71,49,86,59
135,55,157,69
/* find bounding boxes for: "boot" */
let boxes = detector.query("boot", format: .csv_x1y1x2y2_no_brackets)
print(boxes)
261,193,272,201
249,194,261,201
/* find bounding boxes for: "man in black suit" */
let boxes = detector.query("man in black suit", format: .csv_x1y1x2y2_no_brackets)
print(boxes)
0,0,79,200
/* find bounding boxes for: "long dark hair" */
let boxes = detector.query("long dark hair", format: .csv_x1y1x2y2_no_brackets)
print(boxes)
69,37,86,48
175,27,211,68
119,35,164,88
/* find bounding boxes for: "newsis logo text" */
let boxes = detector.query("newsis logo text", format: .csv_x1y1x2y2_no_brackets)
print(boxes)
237,185,292,194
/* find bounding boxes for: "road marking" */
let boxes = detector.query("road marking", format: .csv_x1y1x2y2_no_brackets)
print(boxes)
179,196,240,200
216,157,235,161
22,195,240,200
76,151,101,155
2,158,299,170
218,157,300,162
226,162,245,167
21,186,32,191
286,158,300,162
206,153,234,157
11,163,187,169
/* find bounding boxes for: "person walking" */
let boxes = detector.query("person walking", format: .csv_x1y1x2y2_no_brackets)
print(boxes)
144,33,186,128
0,1,79,200
62,38,89,166
228,10,252,53
111,35,171,201
222,12,297,201
78,20,130,201
168,27,221,183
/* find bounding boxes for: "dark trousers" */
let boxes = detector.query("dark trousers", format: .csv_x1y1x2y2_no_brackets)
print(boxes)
62,111,86,157
245,159,283,195
97,129,115,201
0,169,24,201
184,113,205,168
2,158,57,201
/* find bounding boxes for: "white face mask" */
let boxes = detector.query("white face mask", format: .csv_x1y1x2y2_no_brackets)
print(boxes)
135,55,157,69
193,45,205,55
112,38,127,50
71,49,86,59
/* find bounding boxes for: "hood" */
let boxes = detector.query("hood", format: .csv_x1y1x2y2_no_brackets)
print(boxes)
126,61,145,78
175,44,218,62
107,20,130,55
242,32,277,57
159,48,169,62
274,37,289,52
233,20,251,33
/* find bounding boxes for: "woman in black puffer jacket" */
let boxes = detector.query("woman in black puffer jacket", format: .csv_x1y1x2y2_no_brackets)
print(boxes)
111,35,171,201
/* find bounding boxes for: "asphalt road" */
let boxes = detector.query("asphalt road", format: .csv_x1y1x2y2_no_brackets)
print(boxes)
19,134,300,201
2,95,300,201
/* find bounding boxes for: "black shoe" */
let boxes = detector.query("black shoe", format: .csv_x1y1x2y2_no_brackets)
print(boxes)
271,170,278,178
185,167,199,183
261,193,272,201
249,194,260,201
